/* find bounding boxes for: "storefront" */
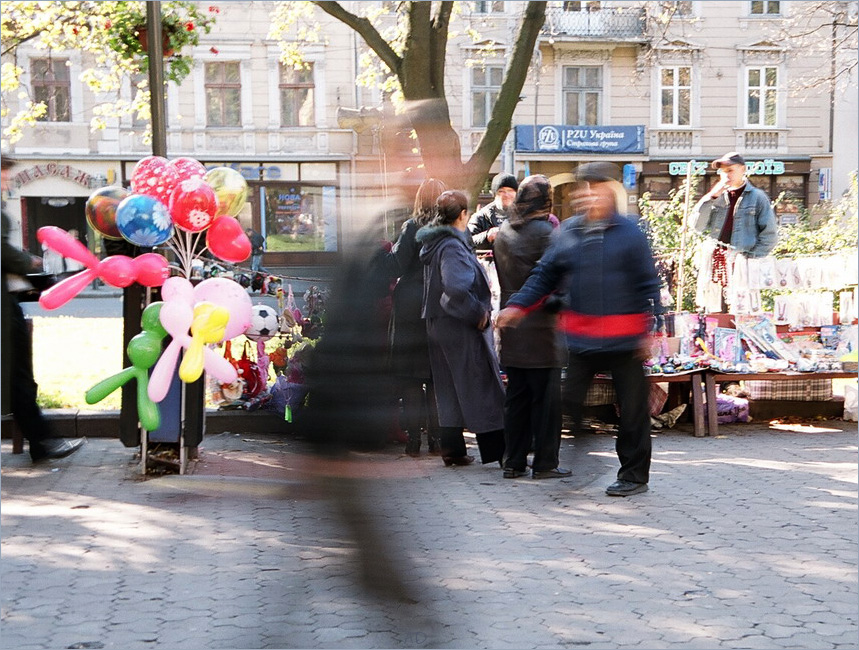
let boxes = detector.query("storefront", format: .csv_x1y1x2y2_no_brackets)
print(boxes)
640,157,813,225
513,124,647,220
4,159,114,258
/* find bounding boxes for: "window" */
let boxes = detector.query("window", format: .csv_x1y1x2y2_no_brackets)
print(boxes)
262,183,338,252
205,61,241,127
563,1,601,11
659,66,691,126
472,65,503,128
473,1,504,12
563,66,601,125
750,1,780,15
280,64,315,127
31,58,70,122
746,66,778,126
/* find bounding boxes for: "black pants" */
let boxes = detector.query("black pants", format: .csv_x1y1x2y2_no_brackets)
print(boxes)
564,351,651,484
399,378,440,436
9,299,53,459
503,367,562,473
438,426,504,464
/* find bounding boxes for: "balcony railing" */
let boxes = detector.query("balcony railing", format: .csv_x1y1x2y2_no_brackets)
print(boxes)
542,7,646,40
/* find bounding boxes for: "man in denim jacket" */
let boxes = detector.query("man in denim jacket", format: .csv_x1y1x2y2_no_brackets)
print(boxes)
692,151,777,258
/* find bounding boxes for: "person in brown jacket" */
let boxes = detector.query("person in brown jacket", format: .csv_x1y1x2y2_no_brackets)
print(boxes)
494,175,570,479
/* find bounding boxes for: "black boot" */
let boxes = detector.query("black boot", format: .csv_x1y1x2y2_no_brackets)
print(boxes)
404,430,421,457
427,429,441,456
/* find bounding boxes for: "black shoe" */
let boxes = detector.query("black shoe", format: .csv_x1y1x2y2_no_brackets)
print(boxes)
502,468,528,479
605,479,648,496
31,438,85,463
532,467,572,480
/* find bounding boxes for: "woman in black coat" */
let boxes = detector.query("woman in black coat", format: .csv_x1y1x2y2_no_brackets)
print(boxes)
388,178,446,456
493,175,569,479
417,190,505,466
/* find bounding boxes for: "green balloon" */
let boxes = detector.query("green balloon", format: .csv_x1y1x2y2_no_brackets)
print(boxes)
86,367,136,404
127,331,164,369
141,302,168,339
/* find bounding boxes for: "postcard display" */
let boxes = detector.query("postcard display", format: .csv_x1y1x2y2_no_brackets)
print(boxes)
677,243,859,375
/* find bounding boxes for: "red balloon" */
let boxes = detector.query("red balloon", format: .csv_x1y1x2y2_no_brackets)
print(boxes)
171,157,207,183
131,156,179,206
169,177,217,232
206,216,251,263
98,255,137,288
133,253,171,287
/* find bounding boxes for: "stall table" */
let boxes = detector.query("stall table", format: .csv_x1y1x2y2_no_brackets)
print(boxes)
704,371,856,436
591,369,709,437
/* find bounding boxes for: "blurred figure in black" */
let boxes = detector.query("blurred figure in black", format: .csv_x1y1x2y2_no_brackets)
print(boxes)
494,175,570,480
1,157,85,462
387,178,446,457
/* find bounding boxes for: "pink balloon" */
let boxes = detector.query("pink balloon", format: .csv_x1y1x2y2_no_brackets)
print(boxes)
37,226,99,267
193,277,253,340
161,276,194,303
38,269,98,310
98,255,137,288
148,301,194,403
131,156,179,206
169,177,217,233
133,253,170,287
170,157,207,183
206,216,251,264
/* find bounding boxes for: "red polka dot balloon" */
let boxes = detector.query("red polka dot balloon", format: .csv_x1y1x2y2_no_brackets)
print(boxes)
131,156,180,206
169,177,217,233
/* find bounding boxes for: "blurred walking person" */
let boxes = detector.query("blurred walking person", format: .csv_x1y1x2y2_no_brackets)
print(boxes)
496,163,660,496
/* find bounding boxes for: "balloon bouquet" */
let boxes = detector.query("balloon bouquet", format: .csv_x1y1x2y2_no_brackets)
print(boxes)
37,155,260,431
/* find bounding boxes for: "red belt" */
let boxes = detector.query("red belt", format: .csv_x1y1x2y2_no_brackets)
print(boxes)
560,311,649,338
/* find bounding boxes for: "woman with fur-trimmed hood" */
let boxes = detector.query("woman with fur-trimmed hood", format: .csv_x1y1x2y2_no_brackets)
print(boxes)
417,190,505,467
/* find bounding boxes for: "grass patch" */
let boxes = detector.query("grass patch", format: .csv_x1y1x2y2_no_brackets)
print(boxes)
32,316,124,410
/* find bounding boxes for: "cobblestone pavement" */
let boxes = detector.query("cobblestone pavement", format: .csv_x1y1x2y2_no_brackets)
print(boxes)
1,420,856,650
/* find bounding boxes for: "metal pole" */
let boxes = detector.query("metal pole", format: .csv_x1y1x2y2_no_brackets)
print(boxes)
146,0,167,156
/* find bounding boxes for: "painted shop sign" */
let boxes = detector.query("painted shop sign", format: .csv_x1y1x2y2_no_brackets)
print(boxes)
11,163,96,189
515,125,645,154
668,159,786,176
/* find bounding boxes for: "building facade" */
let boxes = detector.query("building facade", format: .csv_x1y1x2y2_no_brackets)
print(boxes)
2,1,856,266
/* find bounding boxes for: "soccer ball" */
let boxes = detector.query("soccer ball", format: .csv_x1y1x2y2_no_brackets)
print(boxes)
245,304,280,341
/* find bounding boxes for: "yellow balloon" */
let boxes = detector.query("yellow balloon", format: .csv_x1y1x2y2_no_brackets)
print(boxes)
178,302,231,383
204,167,249,218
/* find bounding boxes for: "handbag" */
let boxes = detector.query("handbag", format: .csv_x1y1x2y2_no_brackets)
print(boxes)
237,340,264,398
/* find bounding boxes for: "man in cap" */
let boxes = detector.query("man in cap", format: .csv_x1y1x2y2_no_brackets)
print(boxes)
468,172,519,250
692,151,777,258
495,162,661,497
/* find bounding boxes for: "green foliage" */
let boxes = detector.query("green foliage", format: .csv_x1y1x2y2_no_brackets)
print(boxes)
771,171,858,258
1,1,215,145
638,176,704,312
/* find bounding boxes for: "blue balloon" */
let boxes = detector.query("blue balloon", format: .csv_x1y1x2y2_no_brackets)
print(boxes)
116,194,174,247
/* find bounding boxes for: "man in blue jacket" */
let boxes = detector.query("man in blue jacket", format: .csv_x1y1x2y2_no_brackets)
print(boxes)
495,162,661,496
692,151,777,258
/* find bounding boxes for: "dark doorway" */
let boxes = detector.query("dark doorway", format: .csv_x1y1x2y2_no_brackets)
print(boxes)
24,196,87,256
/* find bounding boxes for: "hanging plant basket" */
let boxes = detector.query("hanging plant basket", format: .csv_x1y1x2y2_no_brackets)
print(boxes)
134,26,176,57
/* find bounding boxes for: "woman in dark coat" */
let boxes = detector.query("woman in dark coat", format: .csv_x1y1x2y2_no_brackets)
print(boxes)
493,175,570,479
417,190,505,466
388,179,446,456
